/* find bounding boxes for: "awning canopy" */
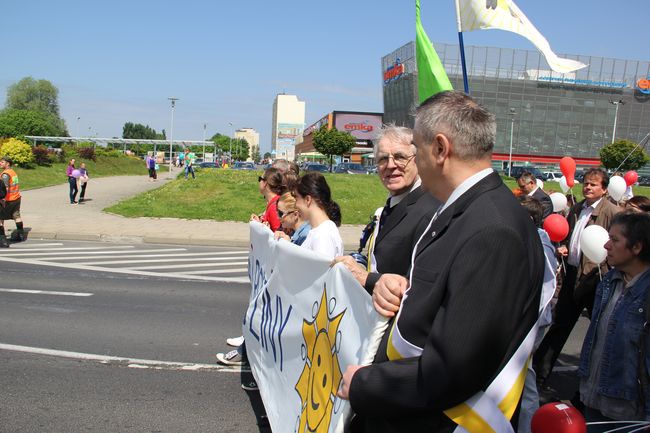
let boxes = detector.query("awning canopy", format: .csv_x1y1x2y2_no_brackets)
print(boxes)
24,136,213,146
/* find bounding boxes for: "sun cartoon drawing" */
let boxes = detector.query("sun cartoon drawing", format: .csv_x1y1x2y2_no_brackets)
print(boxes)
295,286,345,433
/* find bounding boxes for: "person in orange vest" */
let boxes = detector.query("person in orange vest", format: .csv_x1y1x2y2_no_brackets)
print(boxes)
0,156,25,247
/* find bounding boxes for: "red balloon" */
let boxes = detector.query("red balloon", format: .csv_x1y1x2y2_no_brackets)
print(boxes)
624,171,638,187
543,214,570,242
531,402,586,433
559,157,576,188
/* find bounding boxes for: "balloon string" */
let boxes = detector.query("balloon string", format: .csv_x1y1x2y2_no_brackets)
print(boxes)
598,265,603,282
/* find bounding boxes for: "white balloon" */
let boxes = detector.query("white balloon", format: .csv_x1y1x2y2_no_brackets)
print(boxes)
549,192,568,212
608,175,626,202
559,176,570,193
580,225,609,264
536,178,544,190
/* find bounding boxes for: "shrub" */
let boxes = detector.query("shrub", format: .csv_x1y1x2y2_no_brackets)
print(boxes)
78,146,96,161
32,145,52,165
1,138,34,166
95,147,122,158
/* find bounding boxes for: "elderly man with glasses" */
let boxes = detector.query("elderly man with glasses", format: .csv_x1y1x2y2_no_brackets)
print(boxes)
333,124,439,315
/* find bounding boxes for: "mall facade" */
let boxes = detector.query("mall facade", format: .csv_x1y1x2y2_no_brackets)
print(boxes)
382,41,650,171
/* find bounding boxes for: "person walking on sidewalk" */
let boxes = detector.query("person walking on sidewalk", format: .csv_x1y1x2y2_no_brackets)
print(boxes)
78,163,89,203
0,156,26,247
146,154,157,181
66,158,79,204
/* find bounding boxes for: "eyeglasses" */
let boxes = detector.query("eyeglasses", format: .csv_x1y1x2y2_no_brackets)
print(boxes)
258,176,265,182
277,209,296,218
376,153,416,169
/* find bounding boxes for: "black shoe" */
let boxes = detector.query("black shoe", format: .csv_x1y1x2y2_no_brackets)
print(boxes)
0,235,9,248
10,230,25,242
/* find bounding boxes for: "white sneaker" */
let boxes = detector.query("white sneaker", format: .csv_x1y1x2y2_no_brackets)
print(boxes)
226,335,245,347
216,348,247,366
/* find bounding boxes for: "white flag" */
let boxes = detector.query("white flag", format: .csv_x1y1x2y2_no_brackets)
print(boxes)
456,0,587,74
244,222,388,433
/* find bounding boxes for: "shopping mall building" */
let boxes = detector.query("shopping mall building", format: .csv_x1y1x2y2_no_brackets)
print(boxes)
382,41,650,173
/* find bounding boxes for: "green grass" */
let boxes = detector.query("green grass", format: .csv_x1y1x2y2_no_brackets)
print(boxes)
16,156,148,190
107,169,388,225
107,170,650,225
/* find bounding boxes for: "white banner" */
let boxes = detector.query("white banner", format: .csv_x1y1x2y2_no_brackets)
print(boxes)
244,222,389,433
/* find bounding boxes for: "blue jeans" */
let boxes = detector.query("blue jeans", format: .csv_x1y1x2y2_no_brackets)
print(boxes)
185,165,195,179
68,177,78,203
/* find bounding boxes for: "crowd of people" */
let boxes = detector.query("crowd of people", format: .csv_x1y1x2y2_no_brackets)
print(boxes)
215,91,650,433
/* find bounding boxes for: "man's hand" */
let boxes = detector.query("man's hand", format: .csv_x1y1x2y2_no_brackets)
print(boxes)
274,231,290,241
372,274,407,317
331,255,369,287
557,245,568,257
250,213,261,222
337,365,363,400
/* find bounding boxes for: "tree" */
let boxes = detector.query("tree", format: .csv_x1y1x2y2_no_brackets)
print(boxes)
0,138,34,166
599,139,650,171
251,145,261,162
312,126,356,171
0,108,67,140
6,77,61,117
210,133,231,154
232,138,249,161
122,122,163,139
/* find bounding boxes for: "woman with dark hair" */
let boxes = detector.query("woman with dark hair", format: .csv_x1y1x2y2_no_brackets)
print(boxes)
294,172,343,259
250,167,286,232
625,195,650,213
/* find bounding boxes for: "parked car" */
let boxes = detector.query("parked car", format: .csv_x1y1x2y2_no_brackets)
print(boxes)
638,175,650,186
232,162,256,170
199,161,219,169
333,162,369,174
505,166,544,180
303,163,329,173
543,171,562,182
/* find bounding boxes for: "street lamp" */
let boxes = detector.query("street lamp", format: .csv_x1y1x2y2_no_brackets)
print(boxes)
168,97,179,175
228,122,233,163
202,123,207,161
507,108,516,177
609,99,625,144
76,116,80,140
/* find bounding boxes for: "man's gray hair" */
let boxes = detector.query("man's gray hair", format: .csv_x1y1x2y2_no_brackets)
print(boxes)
415,91,496,160
373,124,416,159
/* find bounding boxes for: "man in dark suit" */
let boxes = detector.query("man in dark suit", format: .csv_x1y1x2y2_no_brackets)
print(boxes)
517,170,553,219
333,125,439,316
338,91,544,433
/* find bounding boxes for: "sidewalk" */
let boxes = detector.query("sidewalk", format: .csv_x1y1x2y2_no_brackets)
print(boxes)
18,169,363,249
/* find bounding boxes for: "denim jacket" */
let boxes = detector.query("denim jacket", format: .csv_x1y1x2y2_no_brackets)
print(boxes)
578,268,650,414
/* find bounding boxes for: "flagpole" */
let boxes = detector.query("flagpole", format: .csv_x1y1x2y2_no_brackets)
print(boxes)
454,0,470,94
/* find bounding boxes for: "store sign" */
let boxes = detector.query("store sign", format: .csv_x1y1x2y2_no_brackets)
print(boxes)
637,77,650,95
383,60,405,84
303,115,330,136
334,113,383,140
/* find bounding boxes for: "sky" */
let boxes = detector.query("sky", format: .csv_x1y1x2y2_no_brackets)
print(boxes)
3,0,647,153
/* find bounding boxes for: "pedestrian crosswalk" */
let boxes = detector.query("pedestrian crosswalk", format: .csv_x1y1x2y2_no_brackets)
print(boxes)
0,241,251,283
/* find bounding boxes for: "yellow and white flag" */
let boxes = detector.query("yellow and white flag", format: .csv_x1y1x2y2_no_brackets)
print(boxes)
456,0,586,74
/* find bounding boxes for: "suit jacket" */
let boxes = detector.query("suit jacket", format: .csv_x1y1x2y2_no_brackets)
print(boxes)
364,186,440,292
562,197,620,279
531,187,553,219
349,172,544,433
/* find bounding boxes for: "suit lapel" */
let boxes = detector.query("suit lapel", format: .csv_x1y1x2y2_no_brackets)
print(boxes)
415,172,503,257
376,187,424,244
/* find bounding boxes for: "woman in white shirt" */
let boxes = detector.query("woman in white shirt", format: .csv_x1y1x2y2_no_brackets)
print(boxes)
294,172,344,259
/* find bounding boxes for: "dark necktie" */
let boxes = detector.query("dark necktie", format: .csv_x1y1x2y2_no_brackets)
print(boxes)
378,197,393,233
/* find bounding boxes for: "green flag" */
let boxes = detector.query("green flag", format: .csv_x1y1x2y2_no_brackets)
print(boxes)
416,0,453,103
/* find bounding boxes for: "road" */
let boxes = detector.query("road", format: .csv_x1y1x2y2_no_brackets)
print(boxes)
0,240,268,433
0,239,590,431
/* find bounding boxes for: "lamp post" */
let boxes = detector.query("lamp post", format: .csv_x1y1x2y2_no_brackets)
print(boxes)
168,97,179,175
76,116,80,140
609,99,625,144
228,122,233,163
202,123,207,161
507,108,516,177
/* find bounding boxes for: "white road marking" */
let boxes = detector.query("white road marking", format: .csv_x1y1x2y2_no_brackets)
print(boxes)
178,268,248,275
2,248,187,257
129,261,248,270
0,343,246,373
4,246,135,253
78,256,247,265
0,288,93,297
0,256,250,283
10,243,64,248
